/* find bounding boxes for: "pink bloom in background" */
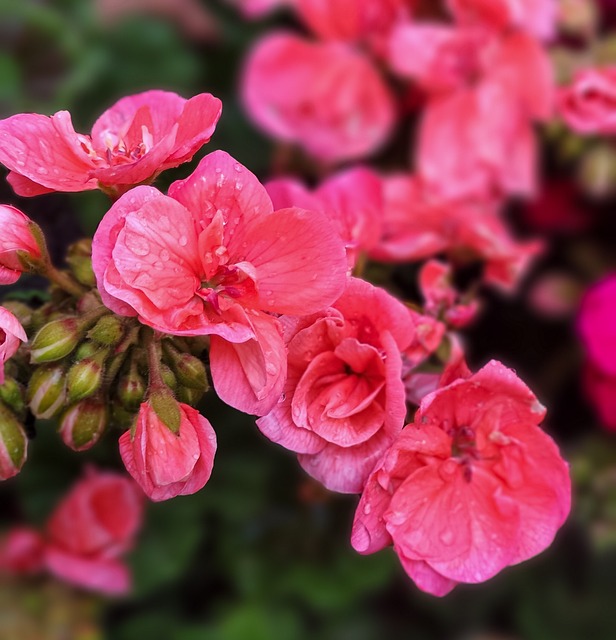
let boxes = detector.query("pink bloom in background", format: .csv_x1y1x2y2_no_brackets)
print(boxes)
369,175,542,292
447,0,558,41
266,166,383,268
241,33,395,163
583,363,616,431
257,278,415,493
389,22,553,200
0,205,42,284
92,150,347,414
559,67,616,135
577,274,616,376
0,306,27,385
0,527,45,575
0,90,222,197
522,181,591,233
44,468,144,595
229,0,290,18
352,360,571,596
119,401,217,501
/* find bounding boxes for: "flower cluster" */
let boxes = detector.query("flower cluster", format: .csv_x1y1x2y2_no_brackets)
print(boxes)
0,0,575,599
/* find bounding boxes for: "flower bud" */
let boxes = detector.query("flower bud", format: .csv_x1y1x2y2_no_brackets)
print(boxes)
0,377,26,417
27,365,66,419
117,361,146,411
66,238,95,287
59,399,107,451
30,317,81,363
160,364,177,392
0,205,43,285
66,349,108,403
176,385,206,406
74,340,102,362
163,343,208,390
148,389,181,434
0,401,27,480
87,315,125,347
1,306,28,385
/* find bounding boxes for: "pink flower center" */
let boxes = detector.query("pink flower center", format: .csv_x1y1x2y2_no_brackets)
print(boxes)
449,424,479,482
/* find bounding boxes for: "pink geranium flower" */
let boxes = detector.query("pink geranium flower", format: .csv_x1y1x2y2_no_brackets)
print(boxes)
266,166,383,268
0,205,42,284
44,468,144,595
241,32,395,163
352,360,571,596
92,150,348,414
0,90,222,197
447,0,558,41
257,278,415,493
119,401,217,502
0,527,45,575
0,305,27,385
369,175,542,291
559,67,616,135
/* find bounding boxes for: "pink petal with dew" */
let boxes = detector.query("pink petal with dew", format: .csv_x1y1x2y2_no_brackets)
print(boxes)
210,312,287,415
397,554,458,597
6,172,55,196
169,150,274,235
0,112,97,193
234,207,348,315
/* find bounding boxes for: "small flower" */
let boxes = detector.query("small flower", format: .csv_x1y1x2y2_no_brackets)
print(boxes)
119,399,217,501
0,205,42,284
0,90,222,197
44,467,144,595
352,361,571,596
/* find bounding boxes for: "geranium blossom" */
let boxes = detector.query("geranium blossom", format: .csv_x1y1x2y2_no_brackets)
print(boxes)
257,278,415,493
559,67,616,135
0,90,222,197
44,468,144,595
352,361,571,596
119,401,217,501
241,32,395,163
0,205,42,284
92,150,348,413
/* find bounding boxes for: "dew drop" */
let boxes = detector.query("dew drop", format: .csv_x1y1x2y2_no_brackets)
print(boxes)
363,502,372,516
36,167,48,175
160,249,170,261
265,362,277,375
440,530,454,545
179,235,188,247
125,235,150,257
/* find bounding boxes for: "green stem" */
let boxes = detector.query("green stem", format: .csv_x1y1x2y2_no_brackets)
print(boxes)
143,327,165,391
45,264,88,298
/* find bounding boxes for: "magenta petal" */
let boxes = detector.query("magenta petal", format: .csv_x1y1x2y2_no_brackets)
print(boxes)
6,172,56,196
237,207,348,315
397,554,458,597
210,312,287,415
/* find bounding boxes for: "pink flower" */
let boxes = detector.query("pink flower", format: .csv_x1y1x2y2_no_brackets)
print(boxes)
577,274,616,376
447,0,558,41
583,362,616,431
266,166,383,268
352,360,571,596
0,305,27,385
241,33,395,163
405,29,553,199
0,527,45,575
0,90,222,197
44,468,144,595
257,278,415,493
369,175,542,291
119,401,217,502
92,150,347,414
558,67,616,135
0,205,42,284
296,0,411,54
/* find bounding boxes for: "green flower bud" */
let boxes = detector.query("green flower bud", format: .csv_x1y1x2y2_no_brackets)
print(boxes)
74,340,101,362
149,389,181,434
117,361,146,411
27,365,66,419
160,364,177,392
30,317,81,363
66,238,95,287
59,399,107,451
0,377,26,417
66,350,108,403
0,401,27,479
176,385,205,406
87,315,125,347
163,343,208,390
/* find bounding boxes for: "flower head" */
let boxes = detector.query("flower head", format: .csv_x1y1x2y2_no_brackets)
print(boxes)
0,205,42,284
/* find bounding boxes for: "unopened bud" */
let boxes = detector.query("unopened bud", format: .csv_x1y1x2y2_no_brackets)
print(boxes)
176,385,205,406
0,402,27,480
117,361,146,411
111,402,136,430
27,365,66,419
149,389,181,434
87,315,125,347
66,350,108,403
30,317,81,363
74,340,101,362
578,144,616,199
0,377,26,417
66,238,95,287
59,399,107,451
160,364,177,391
164,343,208,390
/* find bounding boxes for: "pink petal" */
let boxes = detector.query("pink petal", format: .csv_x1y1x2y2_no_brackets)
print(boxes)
6,172,56,196
397,554,458,597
